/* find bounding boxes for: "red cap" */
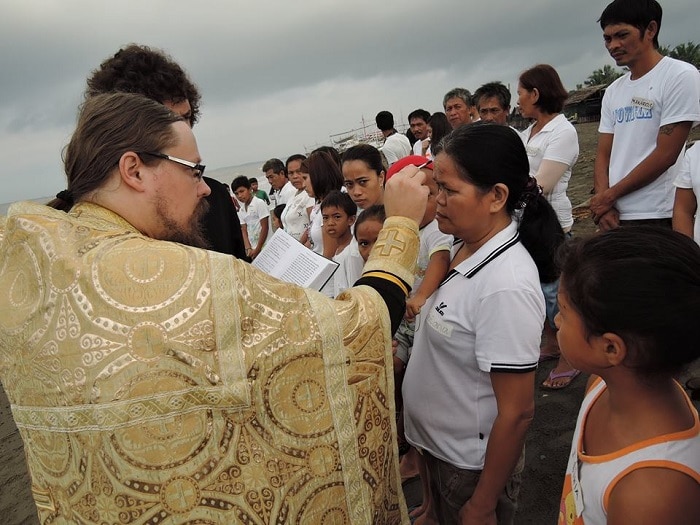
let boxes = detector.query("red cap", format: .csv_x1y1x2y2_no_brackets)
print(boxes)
385,155,433,181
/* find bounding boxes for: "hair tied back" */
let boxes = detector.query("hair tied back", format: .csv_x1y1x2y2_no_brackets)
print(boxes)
56,189,74,206
516,177,542,210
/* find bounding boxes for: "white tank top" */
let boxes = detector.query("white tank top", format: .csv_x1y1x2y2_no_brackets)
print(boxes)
559,378,700,524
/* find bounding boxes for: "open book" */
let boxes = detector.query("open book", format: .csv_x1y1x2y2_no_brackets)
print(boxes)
252,228,339,292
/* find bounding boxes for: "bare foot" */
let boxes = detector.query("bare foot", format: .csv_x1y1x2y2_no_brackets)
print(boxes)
540,322,560,360
400,448,420,481
542,357,580,390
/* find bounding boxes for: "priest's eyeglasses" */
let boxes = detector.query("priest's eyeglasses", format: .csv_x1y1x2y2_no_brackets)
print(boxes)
138,152,206,181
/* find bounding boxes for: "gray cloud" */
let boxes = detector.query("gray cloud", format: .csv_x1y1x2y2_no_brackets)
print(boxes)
0,0,697,203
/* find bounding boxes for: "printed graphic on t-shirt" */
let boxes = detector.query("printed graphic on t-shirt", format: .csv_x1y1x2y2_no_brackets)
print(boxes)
631,96,654,110
426,309,452,338
559,474,584,525
613,104,652,123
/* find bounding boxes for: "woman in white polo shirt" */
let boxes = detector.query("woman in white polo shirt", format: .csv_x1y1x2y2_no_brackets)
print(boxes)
402,124,565,525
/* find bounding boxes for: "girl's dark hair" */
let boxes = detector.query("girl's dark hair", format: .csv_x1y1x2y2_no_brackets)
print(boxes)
559,226,700,375
341,144,385,177
427,112,451,153
433,123,564,282
320,190,357,218
50,92,182,211
302,151,343,202
519,64,569,115
354,204,386,239
273,204,286,224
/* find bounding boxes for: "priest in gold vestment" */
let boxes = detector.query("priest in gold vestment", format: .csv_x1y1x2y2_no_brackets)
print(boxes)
0,93,429,524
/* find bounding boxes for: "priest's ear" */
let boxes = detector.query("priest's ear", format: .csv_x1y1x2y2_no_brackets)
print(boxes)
119,151,147,192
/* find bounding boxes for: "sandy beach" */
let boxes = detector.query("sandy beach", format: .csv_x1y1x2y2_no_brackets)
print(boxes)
2,122,699,524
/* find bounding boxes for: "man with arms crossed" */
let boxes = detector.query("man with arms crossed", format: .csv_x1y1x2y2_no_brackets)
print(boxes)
590,0,700,231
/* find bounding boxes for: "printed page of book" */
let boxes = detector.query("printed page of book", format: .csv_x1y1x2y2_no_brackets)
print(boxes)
252,228,339,291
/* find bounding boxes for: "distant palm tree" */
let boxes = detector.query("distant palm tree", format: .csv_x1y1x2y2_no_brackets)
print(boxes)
668,42,700,69
658,44,671,56
584,64,624,87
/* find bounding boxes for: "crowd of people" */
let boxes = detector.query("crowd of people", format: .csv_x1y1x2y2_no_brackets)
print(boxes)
1,0,699,524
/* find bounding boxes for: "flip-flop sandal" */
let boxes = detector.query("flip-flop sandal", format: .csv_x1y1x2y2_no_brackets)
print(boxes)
541,368,581,390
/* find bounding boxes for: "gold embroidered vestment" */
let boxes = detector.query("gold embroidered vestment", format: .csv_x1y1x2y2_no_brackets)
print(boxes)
0,202,415,524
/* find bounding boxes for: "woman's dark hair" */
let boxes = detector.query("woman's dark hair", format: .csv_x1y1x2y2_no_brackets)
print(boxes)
433,123,564,282
519,64,569,115
427,112,451,152
312,146,341,168
341,144,385,177
285,153,307,170
50,92,182,211
273,204,286,225
354,204,386,239
558,226,700,375
301,151,343,202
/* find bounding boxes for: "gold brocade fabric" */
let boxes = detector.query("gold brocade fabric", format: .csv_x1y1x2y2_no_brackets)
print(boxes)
0,202,410,525
363,217,420,289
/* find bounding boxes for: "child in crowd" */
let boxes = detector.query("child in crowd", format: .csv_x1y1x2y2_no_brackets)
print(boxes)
354,205,386,263
231,175,269,260
272,204,285,231
300,152,344,257
319,191,357,298
229,188,241,212
249,177,270,205
386,157,452,374
557,227,700,524
385,157,453,524
673,142,700,401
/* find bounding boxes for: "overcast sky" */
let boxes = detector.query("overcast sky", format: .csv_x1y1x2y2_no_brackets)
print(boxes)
0,0,696,203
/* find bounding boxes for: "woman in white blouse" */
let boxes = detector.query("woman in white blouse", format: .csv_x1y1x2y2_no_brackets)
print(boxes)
517,63,580,389
280,154,315,242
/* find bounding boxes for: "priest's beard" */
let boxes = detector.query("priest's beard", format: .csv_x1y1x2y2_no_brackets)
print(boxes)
156,197,211,249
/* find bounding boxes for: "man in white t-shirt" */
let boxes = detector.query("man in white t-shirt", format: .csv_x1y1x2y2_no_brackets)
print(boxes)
591,0,700,231
263,158,296,207
231,175,270,259
375,110,411,165
408,109,432,156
